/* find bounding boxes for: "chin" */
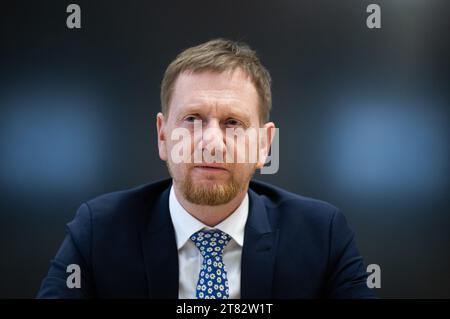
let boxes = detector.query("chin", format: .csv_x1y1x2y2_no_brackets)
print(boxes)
193,178,229,187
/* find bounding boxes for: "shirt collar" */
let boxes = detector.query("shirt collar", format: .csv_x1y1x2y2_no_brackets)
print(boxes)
169,185,249,250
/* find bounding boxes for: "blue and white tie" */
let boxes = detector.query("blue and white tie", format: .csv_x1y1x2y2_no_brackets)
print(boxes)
190,229,231,299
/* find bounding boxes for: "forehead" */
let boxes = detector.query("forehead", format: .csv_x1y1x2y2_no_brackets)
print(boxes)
169,68,260,120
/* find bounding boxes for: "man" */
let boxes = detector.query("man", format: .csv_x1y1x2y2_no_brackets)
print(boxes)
37,39,374,298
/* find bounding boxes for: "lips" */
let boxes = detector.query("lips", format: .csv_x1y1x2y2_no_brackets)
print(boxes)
193,164,229,171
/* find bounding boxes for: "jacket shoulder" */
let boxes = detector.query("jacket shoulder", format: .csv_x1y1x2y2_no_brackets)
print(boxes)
249,179,340,222
76,178,172,225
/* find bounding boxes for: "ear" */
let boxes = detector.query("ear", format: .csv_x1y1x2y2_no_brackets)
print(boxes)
156,112,168,161
256,122,276,169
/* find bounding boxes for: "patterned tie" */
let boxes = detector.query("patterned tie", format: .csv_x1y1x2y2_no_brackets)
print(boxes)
190,229,231,299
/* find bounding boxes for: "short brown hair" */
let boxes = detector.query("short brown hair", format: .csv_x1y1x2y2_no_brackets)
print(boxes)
160,38,272,123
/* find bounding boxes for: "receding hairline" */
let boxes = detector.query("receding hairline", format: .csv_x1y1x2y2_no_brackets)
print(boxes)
167,67,261,115
160,38,272,124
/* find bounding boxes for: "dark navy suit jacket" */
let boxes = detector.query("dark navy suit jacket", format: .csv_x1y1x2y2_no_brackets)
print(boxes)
37,178,374,298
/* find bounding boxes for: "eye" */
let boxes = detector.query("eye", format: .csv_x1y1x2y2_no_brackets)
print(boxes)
184,115,200,123
225,118,243,127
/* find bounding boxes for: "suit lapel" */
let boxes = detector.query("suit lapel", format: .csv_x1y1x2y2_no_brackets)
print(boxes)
241,188,278,299
139,181,278,299
140,185,179,298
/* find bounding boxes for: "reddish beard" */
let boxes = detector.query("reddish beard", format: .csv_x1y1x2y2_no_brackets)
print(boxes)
167,163,255,206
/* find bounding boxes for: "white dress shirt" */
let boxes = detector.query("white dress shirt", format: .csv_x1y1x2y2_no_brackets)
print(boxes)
168,185,249,299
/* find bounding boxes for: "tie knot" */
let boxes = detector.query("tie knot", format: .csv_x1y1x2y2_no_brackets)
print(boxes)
190,229,231,257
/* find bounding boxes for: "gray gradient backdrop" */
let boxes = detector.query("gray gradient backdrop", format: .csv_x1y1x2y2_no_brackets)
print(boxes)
0,0,449,298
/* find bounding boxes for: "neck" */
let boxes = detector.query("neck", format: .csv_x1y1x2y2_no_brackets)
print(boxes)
173,183,249,227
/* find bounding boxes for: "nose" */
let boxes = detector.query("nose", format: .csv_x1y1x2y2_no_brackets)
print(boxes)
200,119,226,158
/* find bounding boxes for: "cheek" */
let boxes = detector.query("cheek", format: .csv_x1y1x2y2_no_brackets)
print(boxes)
168,161,191,180
227,134,259,163
230,163,256,178
165,132,196,164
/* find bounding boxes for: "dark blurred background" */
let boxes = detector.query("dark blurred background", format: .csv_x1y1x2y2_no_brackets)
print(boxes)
1,0,449,298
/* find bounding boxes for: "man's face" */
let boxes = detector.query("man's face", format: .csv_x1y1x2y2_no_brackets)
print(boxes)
157,68,273,206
